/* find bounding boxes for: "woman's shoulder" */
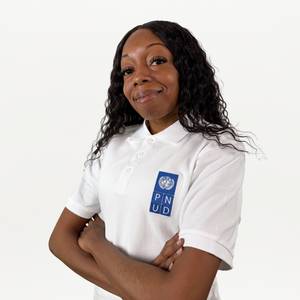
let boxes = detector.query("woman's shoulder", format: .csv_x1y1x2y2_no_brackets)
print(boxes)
188,129,246,160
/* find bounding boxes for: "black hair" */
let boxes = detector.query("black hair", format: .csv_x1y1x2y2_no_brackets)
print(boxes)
86,20,257,165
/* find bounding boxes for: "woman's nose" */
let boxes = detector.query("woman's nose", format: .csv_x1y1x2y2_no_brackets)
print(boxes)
134,78,148,86
133,65,151,86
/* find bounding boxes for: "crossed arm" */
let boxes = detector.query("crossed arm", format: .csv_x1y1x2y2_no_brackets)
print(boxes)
49,208,221,300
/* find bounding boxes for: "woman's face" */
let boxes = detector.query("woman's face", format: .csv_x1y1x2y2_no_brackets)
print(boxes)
121,29,179,133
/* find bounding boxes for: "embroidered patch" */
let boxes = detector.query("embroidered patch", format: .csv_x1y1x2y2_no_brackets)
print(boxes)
149,171,179,217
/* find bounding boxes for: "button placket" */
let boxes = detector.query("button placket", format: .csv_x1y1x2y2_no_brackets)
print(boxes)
114,137,155,195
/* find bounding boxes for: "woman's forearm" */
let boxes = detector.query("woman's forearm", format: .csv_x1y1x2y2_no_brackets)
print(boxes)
50,232,118,295
88,238,173,300
88,238,220,300
48,209,119,296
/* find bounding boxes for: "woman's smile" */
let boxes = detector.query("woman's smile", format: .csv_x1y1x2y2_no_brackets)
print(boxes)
134,89,162,103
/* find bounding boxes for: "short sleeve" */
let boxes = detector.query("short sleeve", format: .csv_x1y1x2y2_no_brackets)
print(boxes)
179,147,245,270
66,159,101,219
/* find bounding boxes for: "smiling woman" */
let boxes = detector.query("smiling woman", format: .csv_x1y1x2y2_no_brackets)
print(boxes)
121,29,179,133
49,20,252,300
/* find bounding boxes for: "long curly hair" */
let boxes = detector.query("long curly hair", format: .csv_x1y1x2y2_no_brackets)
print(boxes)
86,20,255,165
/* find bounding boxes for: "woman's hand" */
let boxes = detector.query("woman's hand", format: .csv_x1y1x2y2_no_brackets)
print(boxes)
78,214,105,254
150,232,184,271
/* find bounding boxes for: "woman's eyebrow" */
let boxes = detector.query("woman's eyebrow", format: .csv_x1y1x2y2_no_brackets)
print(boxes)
145,43,166,50
121,43,166,59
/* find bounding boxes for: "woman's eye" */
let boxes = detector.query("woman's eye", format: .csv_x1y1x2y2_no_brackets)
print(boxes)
150,56,167,66
121,68,133,76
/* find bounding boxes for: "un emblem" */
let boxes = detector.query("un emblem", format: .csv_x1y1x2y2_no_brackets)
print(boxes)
158,176,175,190
150,171,178,217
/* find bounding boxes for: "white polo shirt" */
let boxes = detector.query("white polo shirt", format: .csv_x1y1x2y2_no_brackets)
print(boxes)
66,120,245,300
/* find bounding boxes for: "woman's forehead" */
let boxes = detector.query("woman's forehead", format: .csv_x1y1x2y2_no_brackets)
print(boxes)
121,29,165,56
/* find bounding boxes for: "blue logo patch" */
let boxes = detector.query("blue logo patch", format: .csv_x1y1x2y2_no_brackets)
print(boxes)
149,171,178,217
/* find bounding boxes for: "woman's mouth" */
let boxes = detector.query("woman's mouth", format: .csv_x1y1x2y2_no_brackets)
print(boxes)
134,90,161,103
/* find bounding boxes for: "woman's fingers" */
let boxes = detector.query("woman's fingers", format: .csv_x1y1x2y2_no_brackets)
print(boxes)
93,213,101,220
150,233,178,266
160,237,184,261
150,232,184,270
160,245,183,271
78,214,106,252
81,214,105,235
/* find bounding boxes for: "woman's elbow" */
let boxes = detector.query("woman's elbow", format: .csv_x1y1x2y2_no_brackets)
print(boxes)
48,231,59,257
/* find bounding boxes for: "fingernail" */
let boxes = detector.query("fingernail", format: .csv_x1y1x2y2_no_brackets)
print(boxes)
168,262,173,271
176,247,182,255
176,238,183,245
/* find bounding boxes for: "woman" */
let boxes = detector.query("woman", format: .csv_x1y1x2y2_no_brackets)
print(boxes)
49,20,248,300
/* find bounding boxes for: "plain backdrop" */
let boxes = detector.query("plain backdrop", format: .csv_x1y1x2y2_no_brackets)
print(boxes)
1,1,299,299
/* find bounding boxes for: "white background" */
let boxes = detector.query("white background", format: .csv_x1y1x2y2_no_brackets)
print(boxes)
1,1,299,299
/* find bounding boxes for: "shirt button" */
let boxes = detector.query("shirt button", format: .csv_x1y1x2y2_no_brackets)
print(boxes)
137,152,144,158
146,137,154,143
126,167,132,173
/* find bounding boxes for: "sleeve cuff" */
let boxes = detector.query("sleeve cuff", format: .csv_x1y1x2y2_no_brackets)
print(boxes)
179,230,233,270
66,198,100,219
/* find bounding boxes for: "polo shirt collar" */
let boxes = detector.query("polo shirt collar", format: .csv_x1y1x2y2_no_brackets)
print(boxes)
130,120,189,143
